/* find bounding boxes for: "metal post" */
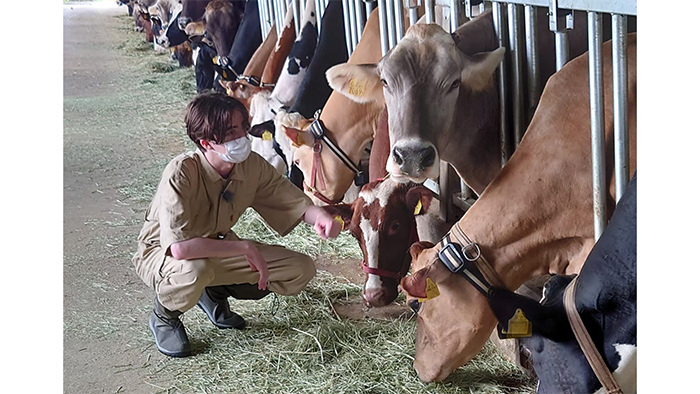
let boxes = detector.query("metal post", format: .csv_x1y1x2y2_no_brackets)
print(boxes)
549,0,573,71
292,0,301,34
524,5,540,122
588,11,605,240
394,0,405,41
315,0,323,34
365,0,375,20
386,0,397,49
342,0,354,57
612,14,629,202
450,0,460,32
405,0,420,25
425,0,435,23
465,0,472,18
508,3,525,147
377,0,389,55
355,0,367,40
493,2,511,166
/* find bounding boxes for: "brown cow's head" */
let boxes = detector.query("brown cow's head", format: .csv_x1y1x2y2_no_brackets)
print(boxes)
323,178,436,307
327,24,505,184
400,241,498,382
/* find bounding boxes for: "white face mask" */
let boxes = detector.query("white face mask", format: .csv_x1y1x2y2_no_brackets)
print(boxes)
215,136,251,163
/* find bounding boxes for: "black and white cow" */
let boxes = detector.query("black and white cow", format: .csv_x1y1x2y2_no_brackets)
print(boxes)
487,174,637,394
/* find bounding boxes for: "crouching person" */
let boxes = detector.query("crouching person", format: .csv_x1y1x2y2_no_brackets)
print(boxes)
132,92,342,357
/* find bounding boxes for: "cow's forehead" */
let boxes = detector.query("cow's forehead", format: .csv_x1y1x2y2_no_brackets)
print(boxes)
381,26,460,79
358,179,399,210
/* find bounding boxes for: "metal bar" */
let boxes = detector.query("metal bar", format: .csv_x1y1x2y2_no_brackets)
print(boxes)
394,0,405,41
425,0,435,23
524,4,540,122
315,0,323,34
355,0,367,40
550,0,573,71
588,11,606,240
612,14,629,202
558,0,636,16
365,0,375,20
465,0,472,18
450,0,460,32
493,2,512,166
377,0,390,55
350,0,360,50
258,0,269,39
386,0,397,49
508,3,525,147
342,0,355,57
554,31,569,71
292,0,301,34
406,0,419,25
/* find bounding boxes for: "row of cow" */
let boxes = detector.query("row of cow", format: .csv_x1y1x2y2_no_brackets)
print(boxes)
117,1,637,392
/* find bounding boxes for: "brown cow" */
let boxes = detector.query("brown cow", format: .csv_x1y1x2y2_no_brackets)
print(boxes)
279,7,384,205
399,34,637,382
322,176,448,307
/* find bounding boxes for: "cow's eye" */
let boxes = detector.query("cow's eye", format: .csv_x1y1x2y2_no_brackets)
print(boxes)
450,79,461,91
389,221,400,233
380,78,389,88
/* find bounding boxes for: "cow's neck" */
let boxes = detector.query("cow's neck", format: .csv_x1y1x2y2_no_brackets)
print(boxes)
439,10,502,195
440,83,501,195
319,94,381,199
451,115,596,290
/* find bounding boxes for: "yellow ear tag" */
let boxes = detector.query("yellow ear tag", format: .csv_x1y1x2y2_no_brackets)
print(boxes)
262,130,273,141
226,87,234,96
418,277,440,303
333,215,345,231
413,199,423,216
222,70,228,80
348,78,365,97
501,308,532,338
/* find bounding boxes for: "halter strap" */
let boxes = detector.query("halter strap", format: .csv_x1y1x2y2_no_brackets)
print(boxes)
564,277,623,394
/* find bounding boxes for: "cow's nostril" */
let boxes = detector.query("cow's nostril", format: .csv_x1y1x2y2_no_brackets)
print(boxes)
419,147,436,169
393,148,404,166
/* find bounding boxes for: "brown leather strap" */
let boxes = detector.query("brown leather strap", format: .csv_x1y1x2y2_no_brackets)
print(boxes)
564,278,623,394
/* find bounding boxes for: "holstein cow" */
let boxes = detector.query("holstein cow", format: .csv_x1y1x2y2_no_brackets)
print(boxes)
277,4,379,206
327,9,624,195
323,176,450,307
399,34,637,382
487,173,637,394
147,0,194,67
246,0,318,175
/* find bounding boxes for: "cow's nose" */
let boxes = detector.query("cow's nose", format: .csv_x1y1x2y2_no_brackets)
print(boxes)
362,288,386,308
392,147,405,166
178,16,191,31
417,146,436,169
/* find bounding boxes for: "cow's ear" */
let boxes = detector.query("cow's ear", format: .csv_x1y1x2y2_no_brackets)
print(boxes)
326,63,384,104
282,126,311,148
249,120,276,139
405,186,435,216
461,47,506,92
320,203,354,231
400,252,449,300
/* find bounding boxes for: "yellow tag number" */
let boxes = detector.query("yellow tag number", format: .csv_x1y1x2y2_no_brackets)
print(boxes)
348,78,365,97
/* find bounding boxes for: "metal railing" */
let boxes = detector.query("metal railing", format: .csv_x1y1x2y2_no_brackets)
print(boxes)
256,0,636,238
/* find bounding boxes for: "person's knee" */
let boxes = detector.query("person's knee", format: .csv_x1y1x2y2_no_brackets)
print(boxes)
297,254,316,284
157,258,215,312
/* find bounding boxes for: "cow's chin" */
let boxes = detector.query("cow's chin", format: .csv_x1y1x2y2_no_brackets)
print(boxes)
387,165,439,184
411,287,498,382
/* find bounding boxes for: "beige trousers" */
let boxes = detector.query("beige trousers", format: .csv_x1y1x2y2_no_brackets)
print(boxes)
148,239,315,312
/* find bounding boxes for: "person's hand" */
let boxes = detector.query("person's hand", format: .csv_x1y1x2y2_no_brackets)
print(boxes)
242,241,269,290
304,205,343,240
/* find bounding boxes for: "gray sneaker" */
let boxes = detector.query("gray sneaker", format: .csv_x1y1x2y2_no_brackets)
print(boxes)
149,299,192,357
197,286,246,329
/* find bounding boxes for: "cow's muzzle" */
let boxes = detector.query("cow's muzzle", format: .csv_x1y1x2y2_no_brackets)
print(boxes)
390,142,438,180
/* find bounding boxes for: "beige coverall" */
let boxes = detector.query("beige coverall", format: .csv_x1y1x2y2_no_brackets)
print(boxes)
132,149,315,312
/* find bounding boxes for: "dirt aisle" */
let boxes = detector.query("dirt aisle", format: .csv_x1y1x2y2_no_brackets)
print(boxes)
63,3,188,392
